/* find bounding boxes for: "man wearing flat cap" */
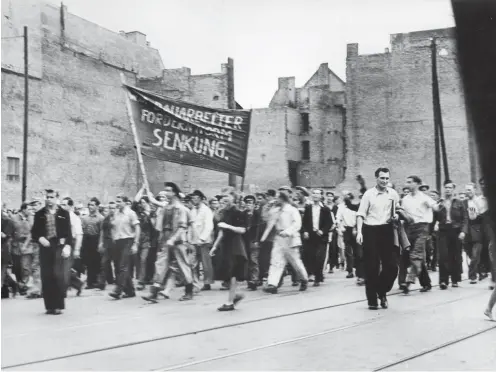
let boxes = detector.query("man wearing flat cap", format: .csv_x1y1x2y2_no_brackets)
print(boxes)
188,189,214,291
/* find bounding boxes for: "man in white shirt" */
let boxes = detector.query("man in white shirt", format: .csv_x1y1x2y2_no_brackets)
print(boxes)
188,190,214,291
60,197,84,296
357,167,400,310
465,183,486,284
336,192,364,283
399,176,440,293
261,192,309,294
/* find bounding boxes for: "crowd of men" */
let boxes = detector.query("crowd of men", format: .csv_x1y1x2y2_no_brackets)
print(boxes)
1,168,495,319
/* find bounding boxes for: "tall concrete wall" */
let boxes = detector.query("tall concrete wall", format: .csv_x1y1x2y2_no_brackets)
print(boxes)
344,28,473,191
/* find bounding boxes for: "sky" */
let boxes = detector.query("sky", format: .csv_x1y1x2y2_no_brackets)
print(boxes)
49,0,455,108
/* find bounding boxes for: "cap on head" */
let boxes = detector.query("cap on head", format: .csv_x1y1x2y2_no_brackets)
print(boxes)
295,186,310,197
419,184,430,191
278,186,293,194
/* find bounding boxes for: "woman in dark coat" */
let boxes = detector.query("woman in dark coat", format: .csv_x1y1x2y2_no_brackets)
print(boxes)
210,191,247,311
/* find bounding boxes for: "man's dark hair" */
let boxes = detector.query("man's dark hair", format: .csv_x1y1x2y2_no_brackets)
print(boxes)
117,195,130,204
407,175,422,185
164,182,181,196
267,189,276,198
45,189,59,197
374,167,390,178
63,197,74,206
443,180,456,187
89,197,100,206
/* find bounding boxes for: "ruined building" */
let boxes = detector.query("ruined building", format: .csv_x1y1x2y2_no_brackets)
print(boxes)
1,1,243,206
342,28,476,190
244,64,346,191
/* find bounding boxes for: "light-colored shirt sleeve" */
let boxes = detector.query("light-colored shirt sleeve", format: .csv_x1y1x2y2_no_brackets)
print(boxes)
357,191,370,219
70,212,83,237
129,210,140,226
199,206,214,242
424,194,437,208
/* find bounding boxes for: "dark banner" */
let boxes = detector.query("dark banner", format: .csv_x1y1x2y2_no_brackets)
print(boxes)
125,85,251,177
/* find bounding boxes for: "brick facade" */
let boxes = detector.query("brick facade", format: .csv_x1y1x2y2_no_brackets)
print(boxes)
343,28,476,192
0,1,233,207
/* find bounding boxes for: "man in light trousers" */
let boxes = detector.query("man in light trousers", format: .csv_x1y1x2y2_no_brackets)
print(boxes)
262,192,308,294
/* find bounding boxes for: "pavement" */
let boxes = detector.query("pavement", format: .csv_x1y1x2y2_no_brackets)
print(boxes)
1,269,495,371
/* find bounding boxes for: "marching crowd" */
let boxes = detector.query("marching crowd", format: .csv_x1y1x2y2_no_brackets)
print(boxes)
1,167,495,319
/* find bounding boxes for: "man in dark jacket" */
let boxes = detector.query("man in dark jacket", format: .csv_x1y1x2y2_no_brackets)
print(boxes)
31,189,73,315
301,189,332,286
437,181,468,289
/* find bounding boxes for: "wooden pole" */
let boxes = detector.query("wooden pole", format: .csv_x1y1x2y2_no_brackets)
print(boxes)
22,26,29,202
431,38,442,191
120,73,150,192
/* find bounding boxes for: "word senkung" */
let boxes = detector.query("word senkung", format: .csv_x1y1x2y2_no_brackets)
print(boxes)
152,129,228,160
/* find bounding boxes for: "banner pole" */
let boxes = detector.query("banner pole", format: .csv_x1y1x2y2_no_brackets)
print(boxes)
120,73,150,192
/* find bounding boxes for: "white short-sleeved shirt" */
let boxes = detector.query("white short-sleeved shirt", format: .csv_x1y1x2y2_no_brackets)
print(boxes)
357,187,400,226
69,211,83,239
111,207,140,240
401,192,437,224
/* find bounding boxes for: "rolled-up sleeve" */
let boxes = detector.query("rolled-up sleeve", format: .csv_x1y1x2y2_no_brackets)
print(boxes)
357,191,370,219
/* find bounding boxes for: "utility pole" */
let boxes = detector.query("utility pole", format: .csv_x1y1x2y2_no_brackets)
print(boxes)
226,58,238,190
431,37,445,191
22,26,29,202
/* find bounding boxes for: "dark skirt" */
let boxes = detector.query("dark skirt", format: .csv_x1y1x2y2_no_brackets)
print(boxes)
218,235,247,282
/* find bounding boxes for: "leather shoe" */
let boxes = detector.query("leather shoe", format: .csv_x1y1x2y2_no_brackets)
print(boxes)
379,295,388,309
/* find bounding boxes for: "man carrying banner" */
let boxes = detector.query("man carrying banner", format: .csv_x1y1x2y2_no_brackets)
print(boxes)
142,182,193,303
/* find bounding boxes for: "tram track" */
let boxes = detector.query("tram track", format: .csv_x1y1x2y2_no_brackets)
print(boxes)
1,278,479,370
154,289,488,371
372,324,496,371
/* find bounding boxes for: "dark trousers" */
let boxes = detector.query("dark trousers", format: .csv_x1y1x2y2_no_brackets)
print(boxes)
343,227,363,277
82,235,101,286
426,232,438,269
39,239,66,311
98,239,115,288
130,240,150,284
12,253,32,288
398,250,431,287
467,224,483,280
438,226,463,284
259,241,273,280
145,232,159,283
363,224,398,306
329,231,339,269
111,238,135,295
404,223,431,286
303,234,327,283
